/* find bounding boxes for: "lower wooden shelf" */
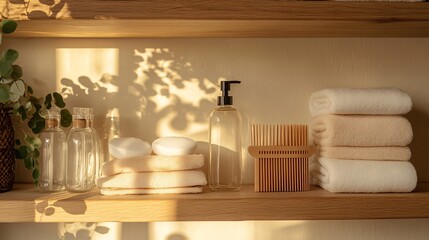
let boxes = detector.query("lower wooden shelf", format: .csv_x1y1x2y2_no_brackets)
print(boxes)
1,183,429,222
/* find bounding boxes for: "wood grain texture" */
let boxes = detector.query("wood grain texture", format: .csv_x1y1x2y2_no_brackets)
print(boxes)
6,19,429,38
250,124,311,192
1,1,429,37
2,1,429,20
1,183,429,222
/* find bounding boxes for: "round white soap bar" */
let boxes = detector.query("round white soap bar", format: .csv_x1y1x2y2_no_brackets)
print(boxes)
109,137,152,159
152,136,197,156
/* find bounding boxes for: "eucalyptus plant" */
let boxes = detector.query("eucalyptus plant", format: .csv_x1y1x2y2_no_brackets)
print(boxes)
0,19,72,183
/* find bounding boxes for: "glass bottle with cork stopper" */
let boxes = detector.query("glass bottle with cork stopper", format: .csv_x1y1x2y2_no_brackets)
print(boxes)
66,107,97,192
38,107,66,192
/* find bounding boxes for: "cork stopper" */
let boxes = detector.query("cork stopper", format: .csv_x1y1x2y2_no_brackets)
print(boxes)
45,107,61,128
72,107,91,128
46,118,59,128
73,119,87,128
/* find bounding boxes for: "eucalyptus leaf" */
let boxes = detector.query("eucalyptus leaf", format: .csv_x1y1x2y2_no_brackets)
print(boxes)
32,168,39,180
53,92,65,108
18,145,28,159
25,101,32,110
0,58,13,77
28,114,38,128
14,149,20,159
44,93,52,109
3,49,19,63
27,85,33,95
1,20,17,34
28,113,46,134
34,103,42,111
30,136,42,148
60,108,72,127
34,148,40,158
18,105,27,121
24,157,32,169
9,79,25,102
0,85,10,103
33,119,45,134
0,77,13,84
27,143,35,152
29,96,38,105
10,64,23,80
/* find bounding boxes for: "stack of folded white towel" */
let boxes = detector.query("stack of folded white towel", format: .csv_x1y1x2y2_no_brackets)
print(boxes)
97,137,207,195
309,88,417,193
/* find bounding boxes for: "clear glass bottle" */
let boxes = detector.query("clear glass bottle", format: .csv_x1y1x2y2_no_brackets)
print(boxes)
209,80,242,191
38,107,66,192
88,108,102,177
66,107,96,192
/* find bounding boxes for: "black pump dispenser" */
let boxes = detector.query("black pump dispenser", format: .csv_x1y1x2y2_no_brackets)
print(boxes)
217,80,241,106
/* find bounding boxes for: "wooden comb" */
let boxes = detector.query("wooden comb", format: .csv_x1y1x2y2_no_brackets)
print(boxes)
248,124,314,192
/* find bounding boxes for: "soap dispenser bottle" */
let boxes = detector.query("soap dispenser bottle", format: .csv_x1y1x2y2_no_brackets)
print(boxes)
209,80,242,191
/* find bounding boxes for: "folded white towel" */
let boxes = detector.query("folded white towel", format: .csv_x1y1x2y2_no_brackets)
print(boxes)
310,156,417,193
100,186,203,195
101,154,205,177
318,146,411,161
309,88,412,117
97,170,207,189
311,115,413,147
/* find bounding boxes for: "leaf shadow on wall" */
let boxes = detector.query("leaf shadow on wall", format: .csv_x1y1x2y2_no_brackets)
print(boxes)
60,48,219,142
34,47,221,239
6,0,67,19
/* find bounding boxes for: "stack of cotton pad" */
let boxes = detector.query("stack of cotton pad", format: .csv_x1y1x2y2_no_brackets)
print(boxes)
97,136,207,195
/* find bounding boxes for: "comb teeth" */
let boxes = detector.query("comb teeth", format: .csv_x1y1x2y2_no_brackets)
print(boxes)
250,124,311,192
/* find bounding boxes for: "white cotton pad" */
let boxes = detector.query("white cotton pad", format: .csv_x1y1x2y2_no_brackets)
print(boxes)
152,136,197,156
109,137,152,159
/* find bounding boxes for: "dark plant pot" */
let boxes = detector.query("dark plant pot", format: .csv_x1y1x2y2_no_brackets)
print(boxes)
0,108,15,192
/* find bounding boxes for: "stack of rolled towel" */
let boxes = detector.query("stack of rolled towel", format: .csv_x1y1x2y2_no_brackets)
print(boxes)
309,88,417,193
97,137,207,195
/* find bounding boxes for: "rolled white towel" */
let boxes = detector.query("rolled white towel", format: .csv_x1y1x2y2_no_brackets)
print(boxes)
309,88,412,117
97,170,207,189
311,115,413,147
318,146,411,161
101,154,205,177
310,156,417,193
100,186,203,195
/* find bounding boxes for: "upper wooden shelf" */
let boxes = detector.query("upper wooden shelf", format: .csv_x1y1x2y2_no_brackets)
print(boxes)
1,1,429,37
1,183,429,222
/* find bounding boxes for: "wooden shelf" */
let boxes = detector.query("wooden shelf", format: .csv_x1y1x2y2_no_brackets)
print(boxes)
1,1,429,37
1,183,429,222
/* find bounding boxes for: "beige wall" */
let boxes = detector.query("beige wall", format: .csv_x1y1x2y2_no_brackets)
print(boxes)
1,38,429,239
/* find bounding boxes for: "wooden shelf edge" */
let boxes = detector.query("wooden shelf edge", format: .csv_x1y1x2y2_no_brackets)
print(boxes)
5,19,429,38
1,183,429,222
3,1,429,21
2,1,429,37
